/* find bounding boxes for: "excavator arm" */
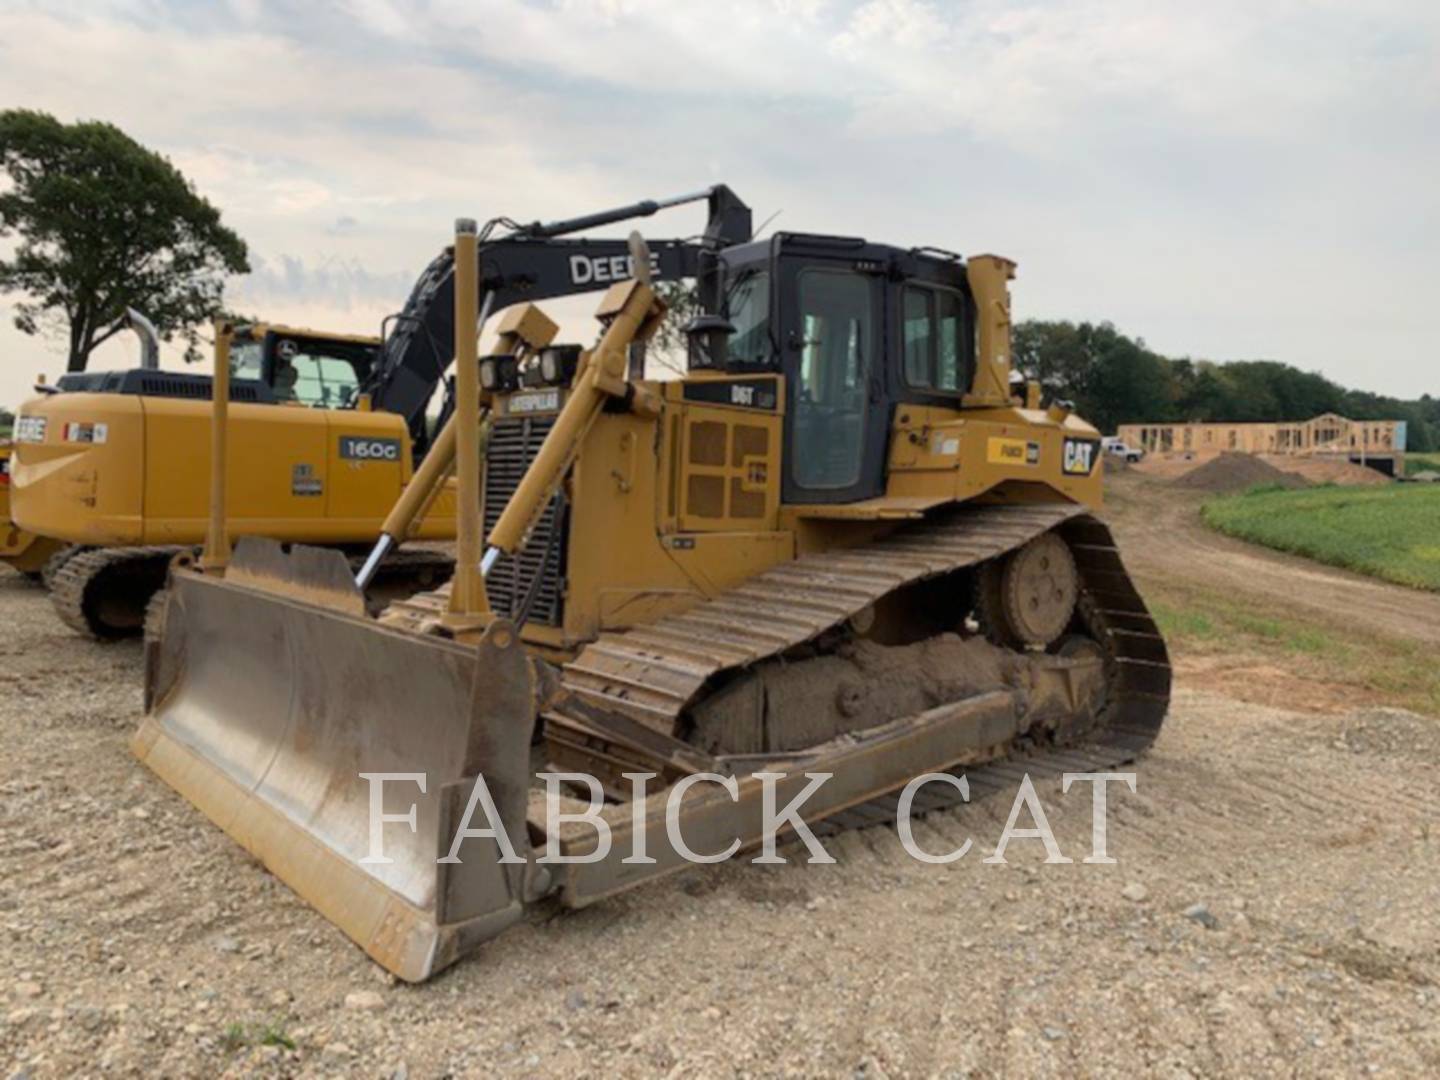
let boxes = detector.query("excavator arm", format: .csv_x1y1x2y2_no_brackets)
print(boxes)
363,185,751,450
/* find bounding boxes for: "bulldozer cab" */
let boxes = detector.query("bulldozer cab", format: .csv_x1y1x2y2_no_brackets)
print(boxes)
701,236,977,506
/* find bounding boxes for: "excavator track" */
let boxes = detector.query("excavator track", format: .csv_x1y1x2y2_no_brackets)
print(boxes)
40,543,90,592
556,502,1169,830
57,545,455,641
50,546,186,640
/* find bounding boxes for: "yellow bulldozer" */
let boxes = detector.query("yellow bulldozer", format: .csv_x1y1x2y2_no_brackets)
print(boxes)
133,189,1170,982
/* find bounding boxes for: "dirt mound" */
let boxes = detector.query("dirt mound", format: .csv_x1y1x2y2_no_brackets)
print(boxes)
1173,452,1309,493
1130,451,1220,480
1260,455,1391,487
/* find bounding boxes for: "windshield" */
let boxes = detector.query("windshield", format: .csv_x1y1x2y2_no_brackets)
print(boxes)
725,270,771,366
272,337,374,409
230,341,263,381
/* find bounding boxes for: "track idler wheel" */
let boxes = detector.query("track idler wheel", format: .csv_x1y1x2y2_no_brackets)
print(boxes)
978,532,1079,649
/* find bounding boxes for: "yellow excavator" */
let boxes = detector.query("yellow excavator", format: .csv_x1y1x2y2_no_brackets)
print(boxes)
10,319,457,637
9,188,754,638
133,191,1170,982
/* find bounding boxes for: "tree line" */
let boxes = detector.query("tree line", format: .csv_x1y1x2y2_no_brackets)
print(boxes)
1014,320,1439,451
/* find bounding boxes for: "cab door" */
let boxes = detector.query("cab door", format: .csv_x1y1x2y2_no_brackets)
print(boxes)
778,258,888,504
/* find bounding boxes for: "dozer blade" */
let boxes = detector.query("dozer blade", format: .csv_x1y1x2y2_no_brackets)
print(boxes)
133,539,538,982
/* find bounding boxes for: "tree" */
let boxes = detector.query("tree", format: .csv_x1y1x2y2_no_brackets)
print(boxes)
1013,319,1173,432
0,110,249,372
1016,314,1439,449
647,279,701,376
652,280,700,346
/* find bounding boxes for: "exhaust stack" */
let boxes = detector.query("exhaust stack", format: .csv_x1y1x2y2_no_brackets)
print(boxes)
124,308,161,370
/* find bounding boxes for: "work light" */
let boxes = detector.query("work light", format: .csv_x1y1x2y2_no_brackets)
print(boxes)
479,355,519,393
538,345,581,387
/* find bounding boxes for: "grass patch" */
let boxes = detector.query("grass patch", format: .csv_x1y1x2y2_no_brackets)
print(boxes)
1150,602,1217,640
221,1019,296,1053
1144,579,1440,716
1201,483,1440,591
1153,592,1343,657
1404,452,1440,477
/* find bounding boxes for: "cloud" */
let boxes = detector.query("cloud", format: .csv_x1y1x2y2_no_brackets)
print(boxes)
0,0,1436,406
227,253,417,314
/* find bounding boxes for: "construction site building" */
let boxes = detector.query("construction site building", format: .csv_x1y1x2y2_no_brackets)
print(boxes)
1116,413,1406,476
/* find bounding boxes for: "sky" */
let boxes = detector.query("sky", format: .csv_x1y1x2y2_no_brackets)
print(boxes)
0,0,1437,408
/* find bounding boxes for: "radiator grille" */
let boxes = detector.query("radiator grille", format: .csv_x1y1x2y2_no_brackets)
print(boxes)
483,415,568,626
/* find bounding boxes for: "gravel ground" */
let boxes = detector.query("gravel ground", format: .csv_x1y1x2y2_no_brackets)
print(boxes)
2,554,1438,1077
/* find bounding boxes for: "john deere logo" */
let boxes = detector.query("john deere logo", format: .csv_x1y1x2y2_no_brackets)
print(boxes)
568,252,661,286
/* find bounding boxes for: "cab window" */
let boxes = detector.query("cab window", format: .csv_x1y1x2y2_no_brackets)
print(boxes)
901,285,966,393
230,341,264,381
285,354,360,408
270,338,372,408
725,270,771,366
793,269,877,490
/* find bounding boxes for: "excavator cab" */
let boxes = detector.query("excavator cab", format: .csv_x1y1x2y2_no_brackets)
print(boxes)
229,328,378,410
134,196,1170,982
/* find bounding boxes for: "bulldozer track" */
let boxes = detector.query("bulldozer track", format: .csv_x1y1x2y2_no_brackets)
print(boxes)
374,506,1169,846
563,504,1164,731
383,503,1169,838
558,503,1170,833
349,547,455,617
375,575,456,633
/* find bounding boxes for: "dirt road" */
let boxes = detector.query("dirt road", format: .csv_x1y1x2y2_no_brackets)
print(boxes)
1107,470,1440,648
2,500,1438,1076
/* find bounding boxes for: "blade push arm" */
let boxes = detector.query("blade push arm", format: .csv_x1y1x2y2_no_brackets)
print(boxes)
353,295,559,591
481,276,665,574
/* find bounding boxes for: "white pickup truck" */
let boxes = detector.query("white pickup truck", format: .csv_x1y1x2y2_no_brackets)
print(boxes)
1101,436,1145,463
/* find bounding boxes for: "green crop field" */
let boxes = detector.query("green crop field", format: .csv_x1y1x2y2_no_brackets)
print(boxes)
1201,483,1440,591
